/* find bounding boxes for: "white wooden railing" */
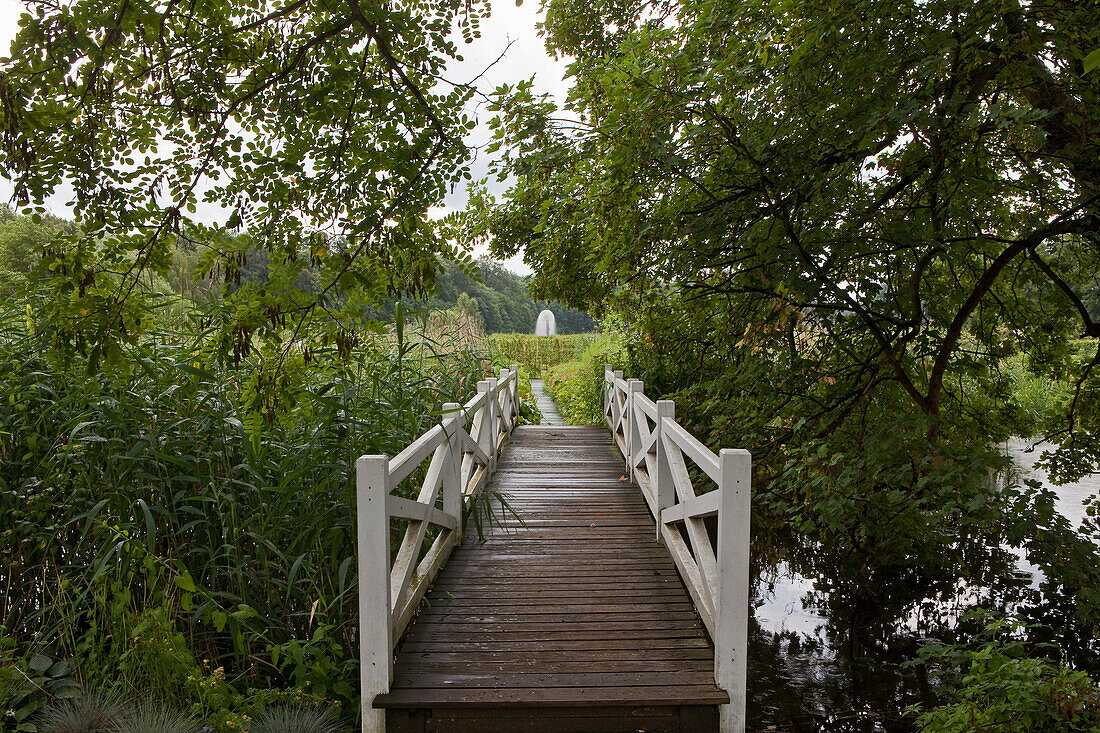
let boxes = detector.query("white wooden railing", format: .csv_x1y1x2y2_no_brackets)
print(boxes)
604,366,751,733
356,366,520,732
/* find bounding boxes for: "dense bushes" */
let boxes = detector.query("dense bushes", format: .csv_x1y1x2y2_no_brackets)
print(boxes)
543,330,630,425
0,299,492,730
912,616,1100,733
489,333,598,377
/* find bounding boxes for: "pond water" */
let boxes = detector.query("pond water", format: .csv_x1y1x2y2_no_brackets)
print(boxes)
747,441,1100,732
1003,438,1099,529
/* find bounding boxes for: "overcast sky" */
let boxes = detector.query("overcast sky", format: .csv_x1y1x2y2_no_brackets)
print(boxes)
0,0,571,274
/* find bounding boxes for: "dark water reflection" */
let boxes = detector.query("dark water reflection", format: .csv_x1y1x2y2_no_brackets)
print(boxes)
746,441,1099,732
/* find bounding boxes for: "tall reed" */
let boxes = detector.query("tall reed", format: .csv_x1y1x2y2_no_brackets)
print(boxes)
0,300,489,726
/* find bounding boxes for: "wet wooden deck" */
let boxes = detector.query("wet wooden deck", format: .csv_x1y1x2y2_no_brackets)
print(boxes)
529,378,564,425
375,425,726,732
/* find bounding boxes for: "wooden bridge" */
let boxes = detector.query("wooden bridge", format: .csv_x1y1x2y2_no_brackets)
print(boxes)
357,367,750,732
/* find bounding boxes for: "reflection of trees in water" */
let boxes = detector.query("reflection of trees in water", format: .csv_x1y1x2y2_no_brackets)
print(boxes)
745,521,1089,731
1019,580,1100,672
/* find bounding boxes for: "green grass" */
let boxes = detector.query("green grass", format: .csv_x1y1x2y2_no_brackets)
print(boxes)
488,333,597,377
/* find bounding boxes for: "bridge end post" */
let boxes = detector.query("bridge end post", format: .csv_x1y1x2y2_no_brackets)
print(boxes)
441,402,463,540
654,399,676,542
626,379,643,477
356,455,392,733
715,448,751,733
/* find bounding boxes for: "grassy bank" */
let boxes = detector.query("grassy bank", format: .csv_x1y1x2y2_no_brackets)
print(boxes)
543,331,631,425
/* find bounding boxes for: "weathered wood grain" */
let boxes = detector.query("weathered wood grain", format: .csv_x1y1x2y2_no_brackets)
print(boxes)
375,425,726,730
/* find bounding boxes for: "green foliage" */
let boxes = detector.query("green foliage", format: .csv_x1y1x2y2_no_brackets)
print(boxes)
422,258,595,335
489,333,598,377
0,642,81,733
0,209,61,298
0,297,488,729
0,0,487,368
463,490,526,542
511,369,544,425
481,0,1100,643
544,331,630,425
544,361,594,424
1003,353,1074,439
911,616,1100,732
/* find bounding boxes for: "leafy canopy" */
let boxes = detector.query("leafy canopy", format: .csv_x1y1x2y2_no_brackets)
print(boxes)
0,0,485,364
485,0,1100,473
478,0,1100,628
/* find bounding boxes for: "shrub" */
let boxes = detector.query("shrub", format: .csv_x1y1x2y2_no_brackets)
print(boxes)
0,300,489,730
1,646,80,732
513,369,544,425
35,689,128,733
114,702,203,733
911,615,1100,733
544,332,630,425
250,705,345,733
488,333,597,377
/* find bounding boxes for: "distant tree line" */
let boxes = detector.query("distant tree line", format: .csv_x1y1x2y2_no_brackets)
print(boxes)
225,248,595,334
424,259,595,334
0,207,594,336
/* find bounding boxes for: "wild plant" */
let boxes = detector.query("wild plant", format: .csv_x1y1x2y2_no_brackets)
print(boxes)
35,689,127,733
0,297,495,720
113,702,203,733
249,705,345,733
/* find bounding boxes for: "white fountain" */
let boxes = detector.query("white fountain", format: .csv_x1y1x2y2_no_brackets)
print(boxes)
535,309,557,336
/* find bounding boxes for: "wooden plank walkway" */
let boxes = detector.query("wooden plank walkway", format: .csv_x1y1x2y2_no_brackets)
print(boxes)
529,378,564,426
376,425,726,732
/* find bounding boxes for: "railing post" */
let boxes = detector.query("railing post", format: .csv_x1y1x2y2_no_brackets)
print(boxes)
485,377,499,472
604,365,616,431
603,364,613,419
654,399,676,539
441,402,463,540
475,380,491,465
612,369,624,450
356,455,392,733
715,448,751,733
510,364,520,426
626,379,643,479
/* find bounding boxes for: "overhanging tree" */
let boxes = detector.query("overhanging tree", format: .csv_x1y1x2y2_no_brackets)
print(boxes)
482,0,1100,622
0,0,484,366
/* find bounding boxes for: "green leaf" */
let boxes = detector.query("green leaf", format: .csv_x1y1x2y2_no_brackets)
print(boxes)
29,654,52,673
1085,48,1100,74
231,604,259,621
174,572,196,593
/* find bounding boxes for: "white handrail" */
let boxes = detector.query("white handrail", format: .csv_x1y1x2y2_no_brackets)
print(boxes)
357,365,521,733
603,365,751,733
